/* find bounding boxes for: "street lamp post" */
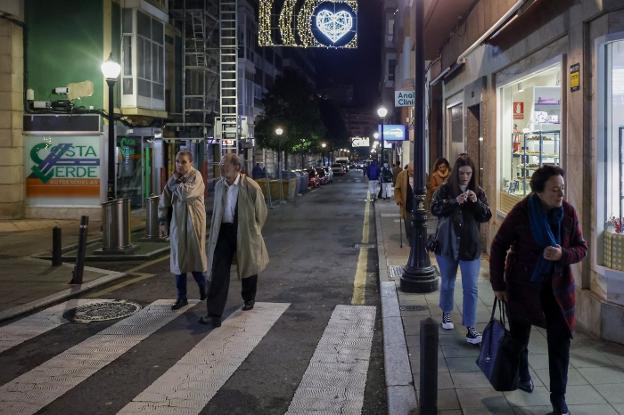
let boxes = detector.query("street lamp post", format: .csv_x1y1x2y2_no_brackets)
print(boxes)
400,0,439,293
321,142,327,166
101,54,121,200
377,106,388,165
275,127,285,203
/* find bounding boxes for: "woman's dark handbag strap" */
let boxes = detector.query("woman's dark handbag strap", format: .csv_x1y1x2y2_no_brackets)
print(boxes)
490,298,510,328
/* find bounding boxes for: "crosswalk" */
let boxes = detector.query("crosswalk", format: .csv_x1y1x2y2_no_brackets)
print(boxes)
0,300,377,415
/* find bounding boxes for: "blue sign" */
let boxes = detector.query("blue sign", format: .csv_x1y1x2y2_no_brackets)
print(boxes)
377,124,407,141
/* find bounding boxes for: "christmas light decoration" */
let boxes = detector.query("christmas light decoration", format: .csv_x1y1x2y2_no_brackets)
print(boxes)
258,0,357,49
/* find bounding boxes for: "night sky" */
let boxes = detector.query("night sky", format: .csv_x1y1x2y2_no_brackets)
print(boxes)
313,0,383,109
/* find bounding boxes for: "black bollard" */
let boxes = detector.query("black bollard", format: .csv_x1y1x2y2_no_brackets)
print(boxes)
70,216,89,284
419,317,439,415
52,226,62,266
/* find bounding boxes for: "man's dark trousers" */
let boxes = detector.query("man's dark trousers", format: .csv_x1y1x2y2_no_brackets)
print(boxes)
206,222,257,318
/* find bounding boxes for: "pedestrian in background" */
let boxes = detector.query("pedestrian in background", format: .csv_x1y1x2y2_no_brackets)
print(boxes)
200,153,269,328
425,157,450,209
366,159,381,202
159,150,207,310
252,162,265,179
490,165,587,415
394,163,414,246
431,154,491,344
380,162,394,199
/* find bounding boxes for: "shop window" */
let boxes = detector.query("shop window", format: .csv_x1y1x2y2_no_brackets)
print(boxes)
601,39,624,271
498,66,561,214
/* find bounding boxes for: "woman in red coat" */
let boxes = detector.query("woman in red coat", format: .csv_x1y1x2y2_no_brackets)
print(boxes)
490,165,587,415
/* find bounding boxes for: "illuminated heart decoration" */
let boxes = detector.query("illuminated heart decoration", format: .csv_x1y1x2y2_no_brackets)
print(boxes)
315,9,353,43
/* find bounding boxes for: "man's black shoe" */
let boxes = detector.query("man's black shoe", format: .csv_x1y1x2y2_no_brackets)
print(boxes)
199,315,221,327
550,394,570,415
171,298,188,310
242,300,255,311
200,290,207,301
518,378,534,393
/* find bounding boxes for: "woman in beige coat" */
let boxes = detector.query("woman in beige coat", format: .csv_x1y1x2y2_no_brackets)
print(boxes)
158,150,207,310
200,153,269,328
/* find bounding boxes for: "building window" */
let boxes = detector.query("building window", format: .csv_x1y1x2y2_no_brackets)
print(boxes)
601,38,624,271
388,58,396,82
386,18,394,43
121,8,165,110
497,65,561,214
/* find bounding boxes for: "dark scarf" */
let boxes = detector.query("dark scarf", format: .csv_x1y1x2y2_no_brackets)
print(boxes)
528,193,563,283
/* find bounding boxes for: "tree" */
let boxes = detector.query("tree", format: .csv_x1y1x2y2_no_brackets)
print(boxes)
255,70,326,169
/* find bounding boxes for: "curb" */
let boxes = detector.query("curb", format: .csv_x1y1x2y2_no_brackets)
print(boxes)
375,203,418,415
0,265,128,323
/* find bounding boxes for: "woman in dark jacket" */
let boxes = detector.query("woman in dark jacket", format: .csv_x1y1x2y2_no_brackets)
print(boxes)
431,155,491,344
490,165,587,415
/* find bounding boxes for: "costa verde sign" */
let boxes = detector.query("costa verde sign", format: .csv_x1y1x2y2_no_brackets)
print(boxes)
25,135,101,206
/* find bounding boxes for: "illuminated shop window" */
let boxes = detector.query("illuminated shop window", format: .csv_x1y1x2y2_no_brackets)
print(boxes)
498,65,562,214
601,39,624,271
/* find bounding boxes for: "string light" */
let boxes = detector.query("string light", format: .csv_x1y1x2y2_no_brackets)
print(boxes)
258,0,357,49
258,0,273,46
279,0,296,45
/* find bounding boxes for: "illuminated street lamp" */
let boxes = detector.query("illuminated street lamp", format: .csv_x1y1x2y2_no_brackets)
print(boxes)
377,106,388,165
101,54,121,200
400,0,438,293
275,127,285,203
321,142,327,165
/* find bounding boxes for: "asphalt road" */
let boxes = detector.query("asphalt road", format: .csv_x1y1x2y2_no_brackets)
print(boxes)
0,169,387,415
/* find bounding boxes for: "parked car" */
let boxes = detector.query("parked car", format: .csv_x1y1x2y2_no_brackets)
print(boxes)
331,163,346,176
315,167,329,185
306,168,321,188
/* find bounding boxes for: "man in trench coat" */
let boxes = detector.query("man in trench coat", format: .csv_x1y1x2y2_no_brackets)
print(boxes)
200,153,269,327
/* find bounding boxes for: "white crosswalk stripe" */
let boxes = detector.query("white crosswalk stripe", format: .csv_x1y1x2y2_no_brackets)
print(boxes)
286,305,376,415
0,298,114,354
0,300,198,415
117,302,289,415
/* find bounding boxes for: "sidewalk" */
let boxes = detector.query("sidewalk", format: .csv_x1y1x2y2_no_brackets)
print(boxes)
375,199,624,415
0,212,148,322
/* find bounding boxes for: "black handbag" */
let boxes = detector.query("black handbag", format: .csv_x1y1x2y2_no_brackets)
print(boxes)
476,299,522,391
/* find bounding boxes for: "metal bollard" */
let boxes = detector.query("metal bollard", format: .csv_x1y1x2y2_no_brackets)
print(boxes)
101,198,132,253
52,226,62,266
70,216,89,284
419,317,439,415
145,194,161,240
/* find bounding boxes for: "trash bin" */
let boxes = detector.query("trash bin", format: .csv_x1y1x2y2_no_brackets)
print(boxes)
299,170,309,193
101,198,134,253
144,195,161,241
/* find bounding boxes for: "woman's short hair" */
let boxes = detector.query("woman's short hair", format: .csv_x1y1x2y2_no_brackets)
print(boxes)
176,150,193,162
530,165,565,193
448,154,477,195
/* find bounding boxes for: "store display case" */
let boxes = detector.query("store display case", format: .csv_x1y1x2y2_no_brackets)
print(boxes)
604,126,624,271
508,130,561,197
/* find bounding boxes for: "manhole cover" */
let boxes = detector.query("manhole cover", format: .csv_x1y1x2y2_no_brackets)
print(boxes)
68,300,142,323
400,305,427,311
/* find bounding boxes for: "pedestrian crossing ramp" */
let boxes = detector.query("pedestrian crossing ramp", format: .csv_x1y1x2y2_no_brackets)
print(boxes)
0,299,377,415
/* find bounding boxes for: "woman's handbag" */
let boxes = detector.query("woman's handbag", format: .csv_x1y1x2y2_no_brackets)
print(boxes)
476,298,522,391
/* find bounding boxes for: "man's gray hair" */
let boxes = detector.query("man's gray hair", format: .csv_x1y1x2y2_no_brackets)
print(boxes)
221,153,243,170
176,150,193,162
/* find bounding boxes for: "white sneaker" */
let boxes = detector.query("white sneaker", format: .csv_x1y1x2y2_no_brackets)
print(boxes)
466,327,482,345
441,313,454,330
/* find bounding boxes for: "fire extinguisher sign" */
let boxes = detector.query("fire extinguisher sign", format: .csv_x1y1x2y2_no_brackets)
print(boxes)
513,102,524,120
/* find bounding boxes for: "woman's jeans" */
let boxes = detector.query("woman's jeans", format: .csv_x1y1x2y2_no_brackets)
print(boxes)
175,272,206,301
435,255,480,327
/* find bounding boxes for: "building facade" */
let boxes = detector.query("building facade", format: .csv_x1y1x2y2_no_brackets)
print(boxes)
392,0,624,344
